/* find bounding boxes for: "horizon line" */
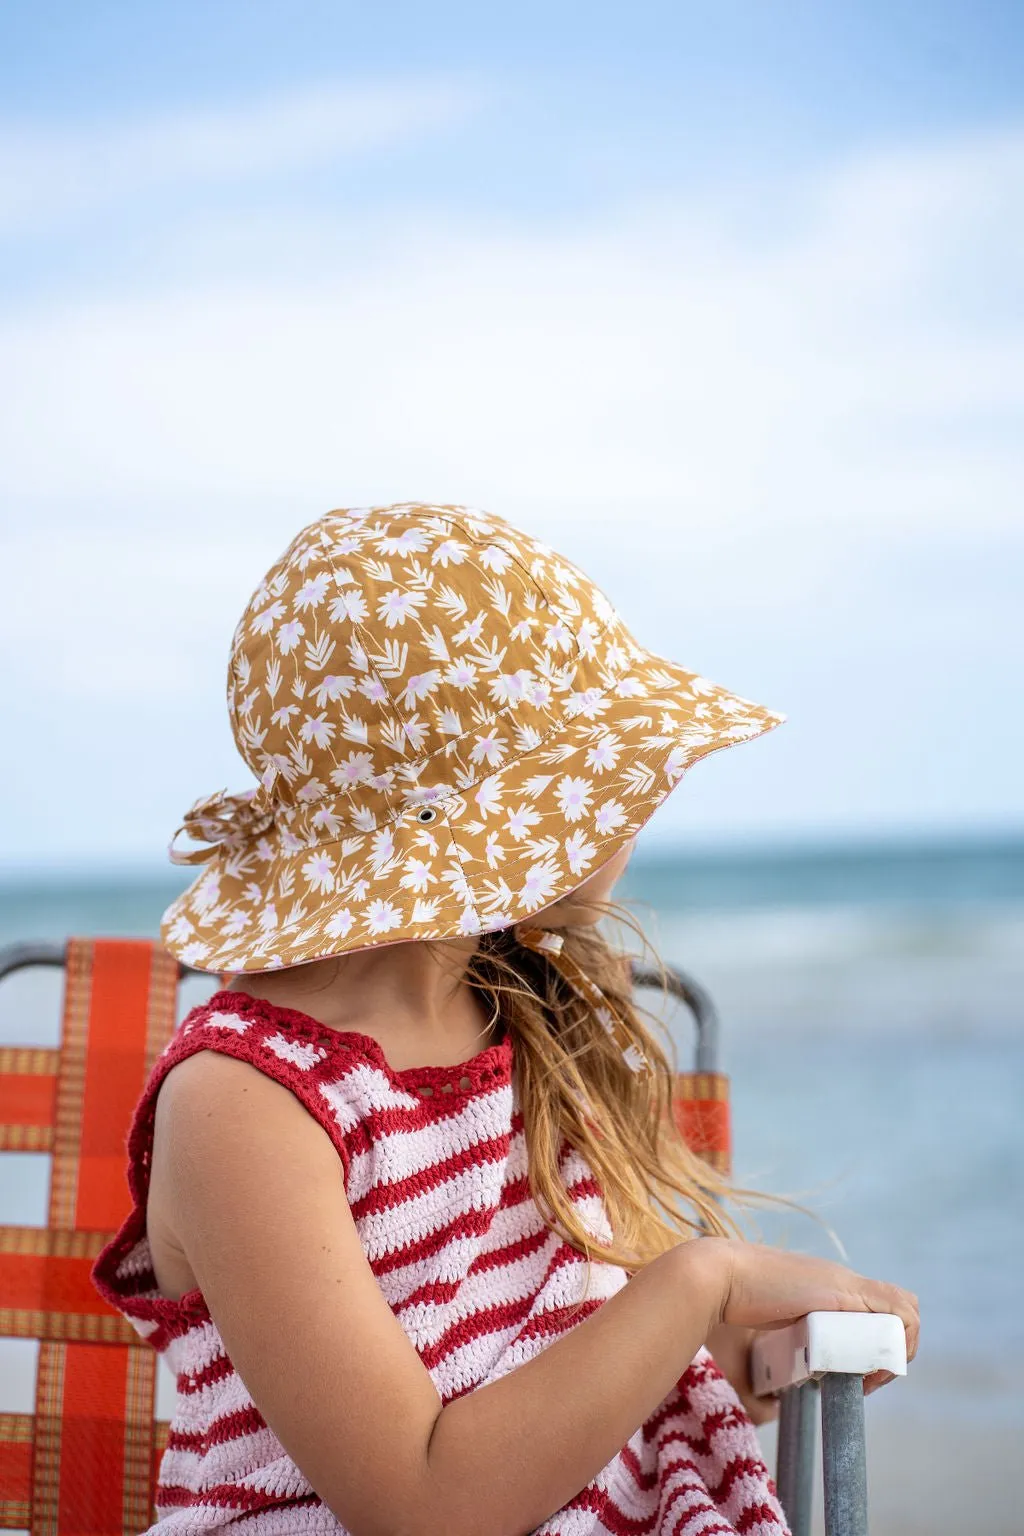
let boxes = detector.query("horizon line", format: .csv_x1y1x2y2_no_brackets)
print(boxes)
1,821,1022,891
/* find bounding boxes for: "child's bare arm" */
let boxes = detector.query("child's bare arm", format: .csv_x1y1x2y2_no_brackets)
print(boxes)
156,1051,917,1536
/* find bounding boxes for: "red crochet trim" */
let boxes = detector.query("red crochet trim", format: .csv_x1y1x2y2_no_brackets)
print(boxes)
206,988,515,1094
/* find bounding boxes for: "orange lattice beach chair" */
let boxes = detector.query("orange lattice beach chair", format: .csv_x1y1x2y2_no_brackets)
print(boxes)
2,939,888,1536
0,941,179,1536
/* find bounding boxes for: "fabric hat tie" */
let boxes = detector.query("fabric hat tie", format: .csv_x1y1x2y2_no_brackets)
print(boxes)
516,927,650,1075
169,789,275,868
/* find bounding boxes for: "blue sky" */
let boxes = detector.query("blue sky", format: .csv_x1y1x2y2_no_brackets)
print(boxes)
1,1,1022,868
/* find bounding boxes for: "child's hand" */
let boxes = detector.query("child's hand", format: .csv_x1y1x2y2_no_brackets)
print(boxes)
699,1237,918,1403
705,1322,779,1425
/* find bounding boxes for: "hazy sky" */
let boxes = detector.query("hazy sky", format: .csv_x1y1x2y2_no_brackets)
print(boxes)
1,2,1022,869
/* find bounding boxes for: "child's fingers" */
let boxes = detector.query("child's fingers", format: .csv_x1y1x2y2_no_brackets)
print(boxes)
746,1395,780,1425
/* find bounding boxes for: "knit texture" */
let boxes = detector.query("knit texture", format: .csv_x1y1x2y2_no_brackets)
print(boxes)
92,992,789,1535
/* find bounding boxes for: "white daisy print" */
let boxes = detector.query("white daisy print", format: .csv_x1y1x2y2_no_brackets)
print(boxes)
276,620,305,654
519,861,560,908
302,854,335,893
470,733,506,767
366,899,402,934
505,804,541,841
312,674,356,706
358,676,388,704
300,714,335,748
585,736,621,773
324,909,354,939
594,799,627,835
376,528,429,556
445,660,477,689
556,775,592,822
404,715,429,754
475,778,504,817
564,830,597,876
489,671,530,705
478,545,513,573
251,600,285,635
331,752,375,787
566,688,608,720
431,538,468,567
295,573,331,609
454,614,485,645
295,778,327,803
377,589,427,627
399,671,440,707
443,865,473,904
311,806,342,837
664,745,690,784
179,940,211,966
330,588,368,624
400,858,436,893
576,619,600,656
371,828,397,869
544,620,574,652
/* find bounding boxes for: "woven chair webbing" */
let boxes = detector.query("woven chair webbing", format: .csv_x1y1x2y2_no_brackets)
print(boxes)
672,1071,731,1177
0,939,178,1536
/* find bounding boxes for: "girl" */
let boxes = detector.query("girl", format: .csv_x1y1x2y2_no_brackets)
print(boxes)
93,503,918,1536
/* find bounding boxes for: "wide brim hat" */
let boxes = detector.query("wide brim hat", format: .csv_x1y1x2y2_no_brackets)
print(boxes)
162,504,785,974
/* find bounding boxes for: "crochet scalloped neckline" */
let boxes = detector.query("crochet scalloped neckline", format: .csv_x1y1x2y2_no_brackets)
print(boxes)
206,989,514,1094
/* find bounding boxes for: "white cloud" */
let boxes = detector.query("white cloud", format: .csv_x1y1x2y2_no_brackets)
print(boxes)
0,123,1020,546
0,77,483,234
1,120,1022,860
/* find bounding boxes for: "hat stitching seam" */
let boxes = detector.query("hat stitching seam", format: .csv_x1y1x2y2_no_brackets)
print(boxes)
240,587,621,827
443,512,589,663
212,662,680,871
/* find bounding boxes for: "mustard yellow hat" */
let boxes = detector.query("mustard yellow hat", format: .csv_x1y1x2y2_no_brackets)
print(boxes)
162,504,785,974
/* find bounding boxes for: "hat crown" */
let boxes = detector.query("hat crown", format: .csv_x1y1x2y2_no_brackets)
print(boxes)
227,504,633,831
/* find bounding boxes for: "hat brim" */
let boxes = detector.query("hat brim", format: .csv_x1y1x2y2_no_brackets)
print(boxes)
162,654,784,973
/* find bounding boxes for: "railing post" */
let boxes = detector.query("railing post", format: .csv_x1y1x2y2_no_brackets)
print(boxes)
776,1381,818,1536
751,1312,906,1536
821,1373,869,1536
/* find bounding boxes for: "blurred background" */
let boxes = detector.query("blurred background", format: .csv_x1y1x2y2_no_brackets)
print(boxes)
0,3,1022,1532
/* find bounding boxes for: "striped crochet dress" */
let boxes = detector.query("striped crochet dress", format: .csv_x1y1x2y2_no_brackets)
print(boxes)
92,991,789,1535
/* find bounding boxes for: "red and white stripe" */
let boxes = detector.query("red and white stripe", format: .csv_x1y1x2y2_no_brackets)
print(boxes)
93,991,788,1535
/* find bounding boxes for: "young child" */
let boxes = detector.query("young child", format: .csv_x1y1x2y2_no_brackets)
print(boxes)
93,503,918,1536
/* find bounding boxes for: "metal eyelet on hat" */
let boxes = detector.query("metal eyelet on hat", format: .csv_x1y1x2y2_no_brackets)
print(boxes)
415,806,439,824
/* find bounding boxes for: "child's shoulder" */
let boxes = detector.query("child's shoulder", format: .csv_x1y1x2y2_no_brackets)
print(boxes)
141,989,380,1181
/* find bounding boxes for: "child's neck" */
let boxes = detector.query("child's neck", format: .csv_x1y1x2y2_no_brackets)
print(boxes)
225,938,499,1069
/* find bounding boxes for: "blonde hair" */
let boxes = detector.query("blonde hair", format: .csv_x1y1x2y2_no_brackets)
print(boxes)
467,912,758,1273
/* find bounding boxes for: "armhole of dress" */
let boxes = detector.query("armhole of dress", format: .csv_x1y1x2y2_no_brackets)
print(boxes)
91,1006,355,1332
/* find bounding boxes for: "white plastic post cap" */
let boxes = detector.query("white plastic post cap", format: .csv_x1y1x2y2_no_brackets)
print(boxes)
750,1311,908,1399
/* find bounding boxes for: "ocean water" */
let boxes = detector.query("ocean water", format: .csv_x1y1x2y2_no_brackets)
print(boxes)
1,833,1022,1439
